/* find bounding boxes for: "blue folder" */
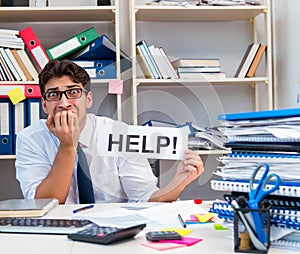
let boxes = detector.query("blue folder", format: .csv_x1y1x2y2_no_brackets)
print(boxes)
217,108,300,121
27,98,42,126
12,101,27,155
0,98,13,155
70,34,131,72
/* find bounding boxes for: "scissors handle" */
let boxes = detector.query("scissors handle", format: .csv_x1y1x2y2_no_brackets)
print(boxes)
255,173,281,201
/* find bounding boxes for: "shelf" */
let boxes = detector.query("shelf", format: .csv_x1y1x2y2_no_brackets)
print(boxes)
135,5,268,22
196,150,230,155
135,77,269,87
0,155,16,160
0,6,116,22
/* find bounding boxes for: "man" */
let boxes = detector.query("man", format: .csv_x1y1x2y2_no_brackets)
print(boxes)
16,60,204,204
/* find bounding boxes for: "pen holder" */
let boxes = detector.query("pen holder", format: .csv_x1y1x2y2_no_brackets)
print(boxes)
233,206,270,253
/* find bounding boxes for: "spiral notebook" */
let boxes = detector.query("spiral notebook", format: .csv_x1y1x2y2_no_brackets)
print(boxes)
210,179,300,198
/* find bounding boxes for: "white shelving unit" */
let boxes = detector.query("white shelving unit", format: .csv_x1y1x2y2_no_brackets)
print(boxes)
0,1,122,161
129,0,273,127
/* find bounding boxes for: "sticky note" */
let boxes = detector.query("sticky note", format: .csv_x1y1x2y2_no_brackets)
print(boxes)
7,87,26,105
141,241,186,251
160,236,203,246
108,79,123,94
162,228,192,236
214,224,229,230
195,213,216,223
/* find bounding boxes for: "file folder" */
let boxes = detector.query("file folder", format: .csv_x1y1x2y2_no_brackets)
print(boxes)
217,108,300,121
27,98,42,126
12,101,26,154
19,27,50,71
0,98,13,155
46,27,99,60
72,59,116,79
0,84,42,98
70,34,131,72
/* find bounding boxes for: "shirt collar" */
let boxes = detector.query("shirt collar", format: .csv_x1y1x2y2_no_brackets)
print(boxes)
79,114,93,148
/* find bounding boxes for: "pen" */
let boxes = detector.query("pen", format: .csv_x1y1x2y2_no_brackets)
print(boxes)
72,204,94,214
177,213,186,228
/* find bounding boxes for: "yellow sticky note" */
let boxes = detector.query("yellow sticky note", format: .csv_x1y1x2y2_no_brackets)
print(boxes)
195,213,216,223
162,228,192,236
108,80,123,94
7,87,26,105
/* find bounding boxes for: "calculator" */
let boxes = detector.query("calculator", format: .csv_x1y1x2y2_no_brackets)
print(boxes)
68,223,146,245
146,231,182,241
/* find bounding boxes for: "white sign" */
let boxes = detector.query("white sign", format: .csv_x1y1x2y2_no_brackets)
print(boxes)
98,122,189,160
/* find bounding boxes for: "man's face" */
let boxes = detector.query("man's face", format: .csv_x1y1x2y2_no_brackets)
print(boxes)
41,75,92,131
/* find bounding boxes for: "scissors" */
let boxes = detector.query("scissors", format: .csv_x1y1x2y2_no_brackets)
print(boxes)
247,163,281,244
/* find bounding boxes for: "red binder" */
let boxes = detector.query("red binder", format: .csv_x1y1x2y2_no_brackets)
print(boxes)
19,27,50,71
0,84,42,98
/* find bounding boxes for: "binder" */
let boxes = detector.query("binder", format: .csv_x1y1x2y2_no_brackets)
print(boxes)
210,179,300,198
0,47,21,81
0,84,42,98
72,60,116,79
27,98,42,126
217,108,300,121
70,34,131,72
12,100,26,154
0,98,13,155
46,27,99,60
16,49,39,81
4,48,27,81
19,27,50,70
11,49,34,81
0,49,14,81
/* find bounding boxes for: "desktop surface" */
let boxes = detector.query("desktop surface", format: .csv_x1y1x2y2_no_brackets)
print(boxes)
0,202,295,254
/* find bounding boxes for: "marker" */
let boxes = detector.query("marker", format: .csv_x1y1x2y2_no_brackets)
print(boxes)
177,213,186,228
72,204,94,214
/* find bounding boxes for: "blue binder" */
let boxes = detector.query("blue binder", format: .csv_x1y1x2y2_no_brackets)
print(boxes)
27,98,42,126
217,108,300,121
12,100,27,155
0,98,13,155
70,34,131,72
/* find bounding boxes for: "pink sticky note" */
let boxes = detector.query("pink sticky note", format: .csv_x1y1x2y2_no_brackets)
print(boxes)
141,241,186,251
108,80,123,94
160,237,203,246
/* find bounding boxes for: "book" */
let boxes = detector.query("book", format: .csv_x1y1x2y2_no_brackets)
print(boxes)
11,49,33,81
159,47,178,79
4,48,27,81
148,45,170,79
172,58,220,68
246,44,266,77
0,198,59,217
234,43,260,78
178,72,226,79
177,66,221,73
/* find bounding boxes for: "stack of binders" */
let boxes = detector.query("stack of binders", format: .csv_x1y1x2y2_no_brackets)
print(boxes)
210,108,300,250
0,84,42,155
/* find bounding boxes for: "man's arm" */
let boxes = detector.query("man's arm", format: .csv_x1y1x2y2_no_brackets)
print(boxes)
148,149,204,202
35,111,80,204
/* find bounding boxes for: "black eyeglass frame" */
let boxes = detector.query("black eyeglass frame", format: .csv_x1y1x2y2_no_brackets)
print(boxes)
43,87,88,102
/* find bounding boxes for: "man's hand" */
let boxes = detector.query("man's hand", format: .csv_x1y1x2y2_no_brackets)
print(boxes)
46,110,80,149
175,149,204,186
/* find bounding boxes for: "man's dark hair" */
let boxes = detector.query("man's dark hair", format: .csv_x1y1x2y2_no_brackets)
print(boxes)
39,59,91,94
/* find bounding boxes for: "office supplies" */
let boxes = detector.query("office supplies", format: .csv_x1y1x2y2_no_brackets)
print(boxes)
68,223,146,245
27,98,42,126
11,49,33,81
246,44,266,77
211,179,300,198
141,241,186,251
12,100,26,154
160,236,203,246
234,43,260,78
4,48,27,81
177,214,186,228
71,34,131,72
19,27,50,70
46,27,99,60
217,107,300,121
247,164,281,244
0,84,41,98
83,64,116,79
146,231,182,241
0,98,13,155
16,49,39,80
73,205,94,214
0,198,59,217
0,47,21,81
0,48,14,81
0,217,92,234
231,199,267,252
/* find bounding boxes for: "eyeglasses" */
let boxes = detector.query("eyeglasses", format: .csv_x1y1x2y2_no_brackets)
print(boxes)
43,87,88,102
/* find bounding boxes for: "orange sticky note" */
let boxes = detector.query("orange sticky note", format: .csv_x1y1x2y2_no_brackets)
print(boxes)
141,241,186,251
7,87,26,105
108,80,123,94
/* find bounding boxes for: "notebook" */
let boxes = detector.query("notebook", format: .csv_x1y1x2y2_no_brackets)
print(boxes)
0,198,59,217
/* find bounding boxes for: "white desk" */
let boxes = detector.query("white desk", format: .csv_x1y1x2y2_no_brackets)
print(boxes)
0,202,295,254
